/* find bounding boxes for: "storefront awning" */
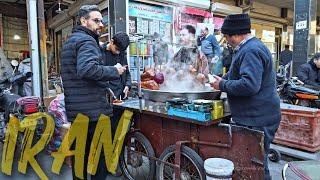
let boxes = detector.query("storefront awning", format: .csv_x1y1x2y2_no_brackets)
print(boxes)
181,7,212,17
160,0,211,10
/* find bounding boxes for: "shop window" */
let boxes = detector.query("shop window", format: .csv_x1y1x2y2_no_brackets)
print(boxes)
99,8,109,43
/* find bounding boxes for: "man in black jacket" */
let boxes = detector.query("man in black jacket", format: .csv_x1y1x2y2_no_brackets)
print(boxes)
60,5,127,179
279,45,292,66
101,32,131,142
102,32,131,99
297,53,320,88
210,14,280,180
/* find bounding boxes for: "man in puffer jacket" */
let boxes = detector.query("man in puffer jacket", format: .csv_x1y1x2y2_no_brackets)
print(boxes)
297,53,320,88
60,5,127,179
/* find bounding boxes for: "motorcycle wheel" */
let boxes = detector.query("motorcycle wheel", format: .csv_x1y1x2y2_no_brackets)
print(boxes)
297,100,311,107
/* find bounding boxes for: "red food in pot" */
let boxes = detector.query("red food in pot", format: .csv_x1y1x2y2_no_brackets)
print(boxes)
154,72,164,84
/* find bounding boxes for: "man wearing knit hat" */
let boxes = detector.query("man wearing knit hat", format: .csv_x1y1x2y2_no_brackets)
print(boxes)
210,14,280,180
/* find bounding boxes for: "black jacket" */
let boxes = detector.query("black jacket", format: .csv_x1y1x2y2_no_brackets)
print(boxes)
279,49,292,66
60,26,120,122
297,61,320,87
222,46,233,72
101,46,132,98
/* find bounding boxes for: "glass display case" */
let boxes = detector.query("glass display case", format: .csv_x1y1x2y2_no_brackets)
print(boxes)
129,35,154,81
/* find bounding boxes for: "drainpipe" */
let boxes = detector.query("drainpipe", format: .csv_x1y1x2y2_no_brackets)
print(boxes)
26,0,42,98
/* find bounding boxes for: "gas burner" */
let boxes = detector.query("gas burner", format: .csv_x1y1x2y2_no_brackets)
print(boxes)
166,98,213,121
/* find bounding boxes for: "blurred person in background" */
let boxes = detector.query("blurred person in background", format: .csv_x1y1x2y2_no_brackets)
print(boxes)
279,44,292,66
170,25,209,82
18,51,32,96
197,26,221,75
279,44,292,78
297,53,320,88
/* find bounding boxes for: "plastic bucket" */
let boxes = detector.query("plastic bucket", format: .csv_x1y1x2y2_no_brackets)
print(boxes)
204,158,234,180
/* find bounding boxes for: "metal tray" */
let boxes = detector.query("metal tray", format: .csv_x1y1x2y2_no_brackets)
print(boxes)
142,88,221,102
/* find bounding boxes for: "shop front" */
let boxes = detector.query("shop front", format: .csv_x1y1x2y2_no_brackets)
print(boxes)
127,0,174,81
49,0,108,76
126,0,212,81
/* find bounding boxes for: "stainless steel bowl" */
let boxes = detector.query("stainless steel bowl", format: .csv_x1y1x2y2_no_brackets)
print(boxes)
142,88,221,102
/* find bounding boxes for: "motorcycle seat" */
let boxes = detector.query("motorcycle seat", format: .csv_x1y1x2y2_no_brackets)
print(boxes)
291,86,320,95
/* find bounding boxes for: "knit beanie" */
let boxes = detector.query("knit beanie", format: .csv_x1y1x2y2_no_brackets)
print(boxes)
112,32,130,51
221,14,251,35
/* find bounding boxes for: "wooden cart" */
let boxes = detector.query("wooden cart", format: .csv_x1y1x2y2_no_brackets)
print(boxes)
115,99,265,180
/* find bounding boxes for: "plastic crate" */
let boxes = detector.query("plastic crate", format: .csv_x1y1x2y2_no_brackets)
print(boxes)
274,103,320,152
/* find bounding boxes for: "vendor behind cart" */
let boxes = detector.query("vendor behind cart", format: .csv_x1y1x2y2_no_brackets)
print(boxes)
169,25,209,82
210,14,281,180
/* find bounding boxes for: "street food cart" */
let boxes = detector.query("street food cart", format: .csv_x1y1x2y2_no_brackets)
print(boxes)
114,97,266,180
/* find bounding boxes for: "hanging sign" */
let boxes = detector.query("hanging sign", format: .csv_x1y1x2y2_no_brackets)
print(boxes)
262,30,275,42
129,1,173,22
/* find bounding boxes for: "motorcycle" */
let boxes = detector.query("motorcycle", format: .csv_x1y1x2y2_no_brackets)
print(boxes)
277,65,320,108
0,60,42,141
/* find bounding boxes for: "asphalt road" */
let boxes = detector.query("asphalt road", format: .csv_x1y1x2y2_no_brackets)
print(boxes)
0,144,299,180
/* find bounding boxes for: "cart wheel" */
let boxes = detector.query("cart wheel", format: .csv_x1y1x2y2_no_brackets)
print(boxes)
120,131,155,180
269,148,281,162
156,145,206,180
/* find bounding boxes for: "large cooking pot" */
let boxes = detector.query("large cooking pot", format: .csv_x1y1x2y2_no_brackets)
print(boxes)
142,88,221,102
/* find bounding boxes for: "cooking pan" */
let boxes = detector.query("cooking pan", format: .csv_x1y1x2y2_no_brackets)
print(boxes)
142,88,221,102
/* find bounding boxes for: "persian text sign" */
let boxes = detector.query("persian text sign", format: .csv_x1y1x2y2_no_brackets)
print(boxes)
129,1,173,22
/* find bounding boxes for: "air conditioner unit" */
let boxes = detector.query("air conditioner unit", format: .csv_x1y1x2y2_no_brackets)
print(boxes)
211,2,243,15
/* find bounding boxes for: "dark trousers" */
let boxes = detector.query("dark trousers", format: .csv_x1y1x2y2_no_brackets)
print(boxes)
110,108,124,138
71,122,109,180
237,122,280,180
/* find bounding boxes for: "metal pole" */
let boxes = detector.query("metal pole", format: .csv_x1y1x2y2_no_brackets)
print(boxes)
37,0,48,98
292,0,317,75
26,0,42,97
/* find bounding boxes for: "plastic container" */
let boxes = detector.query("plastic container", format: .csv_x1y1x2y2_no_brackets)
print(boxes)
204,158,234,180
211,100,224,120
129,42,137,55
274,103,320,152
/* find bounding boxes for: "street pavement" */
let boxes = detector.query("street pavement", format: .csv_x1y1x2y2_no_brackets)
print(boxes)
0,142,300,180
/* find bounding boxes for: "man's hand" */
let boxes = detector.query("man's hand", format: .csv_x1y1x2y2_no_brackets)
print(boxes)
210,74,222,90
123,86,129,99
196,73,206,83
189,65,197,75
117,65,127,75
211,56,219,64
